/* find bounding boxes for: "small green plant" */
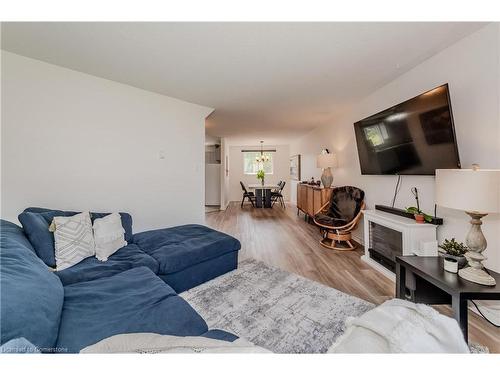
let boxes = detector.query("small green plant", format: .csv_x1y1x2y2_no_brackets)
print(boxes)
405,207,433,223
438,238,469,257
256,169,265,182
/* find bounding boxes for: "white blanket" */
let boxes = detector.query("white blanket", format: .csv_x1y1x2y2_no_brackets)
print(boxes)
329,299,470,353
80,333,270,353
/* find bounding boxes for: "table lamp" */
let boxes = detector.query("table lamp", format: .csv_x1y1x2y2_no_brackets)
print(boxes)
435,166,500,286
317,150,337,188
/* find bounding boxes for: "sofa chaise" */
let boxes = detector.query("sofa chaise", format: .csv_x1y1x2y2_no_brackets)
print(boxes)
1,208,241,353
132,224,240,293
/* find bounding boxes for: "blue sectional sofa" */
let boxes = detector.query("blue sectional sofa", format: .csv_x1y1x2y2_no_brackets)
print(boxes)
1,209,241,353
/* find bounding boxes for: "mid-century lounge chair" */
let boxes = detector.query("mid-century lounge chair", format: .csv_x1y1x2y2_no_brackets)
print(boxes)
313,186,365,250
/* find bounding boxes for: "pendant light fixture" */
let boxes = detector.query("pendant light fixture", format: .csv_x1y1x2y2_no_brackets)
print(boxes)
255,140,270,163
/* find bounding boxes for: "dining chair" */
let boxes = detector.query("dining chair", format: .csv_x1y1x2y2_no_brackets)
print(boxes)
273,181,282,193
240,181,255,208
271,181,286,208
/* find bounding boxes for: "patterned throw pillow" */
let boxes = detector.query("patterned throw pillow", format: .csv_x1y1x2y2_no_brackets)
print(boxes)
51,212,95,271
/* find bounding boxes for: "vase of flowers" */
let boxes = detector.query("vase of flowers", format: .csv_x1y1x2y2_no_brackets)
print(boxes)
438,238,468,268
256,170,265,186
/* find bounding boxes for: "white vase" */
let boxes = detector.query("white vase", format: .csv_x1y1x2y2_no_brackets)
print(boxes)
443,257,458,273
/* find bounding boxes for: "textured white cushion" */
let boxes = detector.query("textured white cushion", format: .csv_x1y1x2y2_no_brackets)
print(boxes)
52,212,95,271
328,299,469,353
93,213,127,261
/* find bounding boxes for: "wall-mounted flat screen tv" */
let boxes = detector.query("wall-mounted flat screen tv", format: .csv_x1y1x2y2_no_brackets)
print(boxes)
353,84,460,175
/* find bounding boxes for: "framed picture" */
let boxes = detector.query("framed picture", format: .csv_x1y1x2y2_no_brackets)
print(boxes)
290,154,301,181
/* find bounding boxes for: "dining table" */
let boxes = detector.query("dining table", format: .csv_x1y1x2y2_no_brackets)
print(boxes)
247,184,281,208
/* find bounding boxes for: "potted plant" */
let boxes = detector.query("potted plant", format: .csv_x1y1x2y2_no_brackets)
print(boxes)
405,187,434,223
405,207,432,224
256,169,265,186
438,238,468,268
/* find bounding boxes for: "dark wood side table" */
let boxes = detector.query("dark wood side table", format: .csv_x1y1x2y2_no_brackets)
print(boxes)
395,256,500,342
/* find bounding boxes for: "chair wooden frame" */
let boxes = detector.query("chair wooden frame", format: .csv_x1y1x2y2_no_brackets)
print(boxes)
313,199,365,251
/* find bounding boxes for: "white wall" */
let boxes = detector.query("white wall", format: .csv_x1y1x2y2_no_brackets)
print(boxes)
290,24,500,272
1,51,213,232
228,144,290,202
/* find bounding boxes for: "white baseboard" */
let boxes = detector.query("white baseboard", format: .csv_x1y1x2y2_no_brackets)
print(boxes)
352,233,364,246
361,255,395,281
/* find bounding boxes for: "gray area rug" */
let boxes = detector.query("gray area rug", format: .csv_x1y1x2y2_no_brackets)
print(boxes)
182,259,374,353
469,343,489,354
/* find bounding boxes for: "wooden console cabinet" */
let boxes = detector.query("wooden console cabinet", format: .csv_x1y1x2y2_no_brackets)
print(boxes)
297,184,332,219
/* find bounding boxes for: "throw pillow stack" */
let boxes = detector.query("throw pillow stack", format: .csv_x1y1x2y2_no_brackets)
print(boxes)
49,212,127,271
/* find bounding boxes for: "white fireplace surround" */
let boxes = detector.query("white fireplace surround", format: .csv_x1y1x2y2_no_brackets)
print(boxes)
361,210,438,280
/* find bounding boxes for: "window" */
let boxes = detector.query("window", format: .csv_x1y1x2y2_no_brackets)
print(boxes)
243,152,274,175
364,123,389,147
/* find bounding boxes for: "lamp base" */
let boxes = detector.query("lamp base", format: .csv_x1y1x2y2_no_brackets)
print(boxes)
458,266,496,286
459,211,496,286
321,167,333,188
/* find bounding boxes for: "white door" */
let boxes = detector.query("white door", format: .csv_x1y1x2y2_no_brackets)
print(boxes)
205,164,221,205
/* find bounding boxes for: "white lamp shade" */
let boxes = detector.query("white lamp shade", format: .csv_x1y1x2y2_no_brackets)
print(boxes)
435,169,500,213
317,153,337,169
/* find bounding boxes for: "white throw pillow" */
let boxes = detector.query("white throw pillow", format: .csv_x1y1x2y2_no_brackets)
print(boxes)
92,213,127,261
52,211,95,271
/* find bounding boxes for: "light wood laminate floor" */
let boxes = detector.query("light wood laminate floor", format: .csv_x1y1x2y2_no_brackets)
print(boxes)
206,202,500,353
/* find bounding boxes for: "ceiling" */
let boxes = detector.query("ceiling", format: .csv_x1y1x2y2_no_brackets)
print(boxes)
1,22,486,145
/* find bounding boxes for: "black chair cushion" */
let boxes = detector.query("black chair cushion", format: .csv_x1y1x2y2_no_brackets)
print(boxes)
314,213,348,227
327,186,365,222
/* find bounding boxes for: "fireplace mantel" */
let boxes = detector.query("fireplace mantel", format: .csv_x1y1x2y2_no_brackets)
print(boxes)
361,209,438,280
